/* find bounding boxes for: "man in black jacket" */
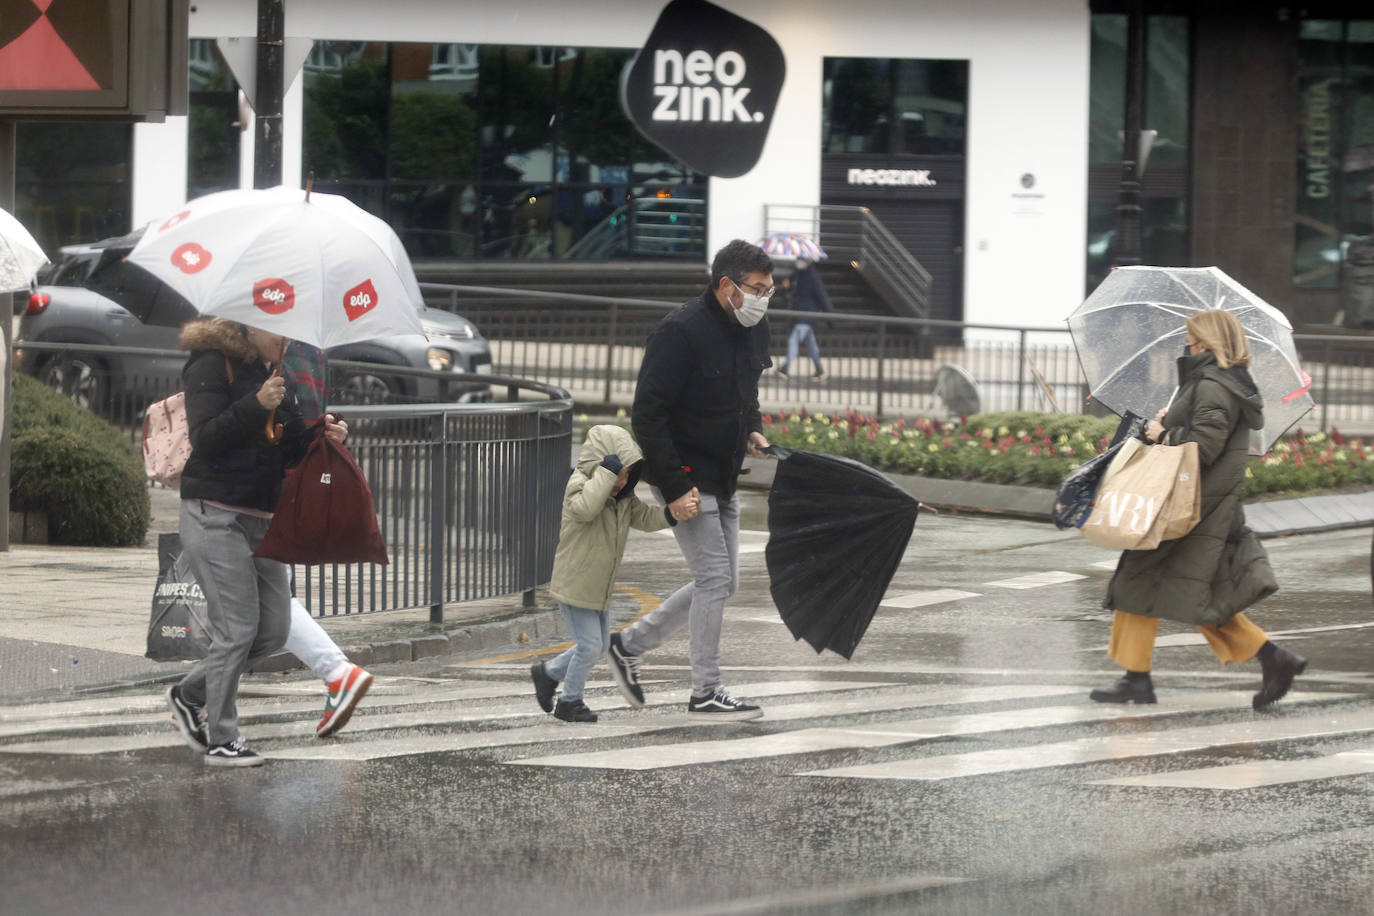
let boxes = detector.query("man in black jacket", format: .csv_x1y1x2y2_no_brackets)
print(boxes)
606,239,773,719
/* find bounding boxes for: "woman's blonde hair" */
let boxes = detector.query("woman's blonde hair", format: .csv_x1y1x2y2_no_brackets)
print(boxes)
1186,309,1250,369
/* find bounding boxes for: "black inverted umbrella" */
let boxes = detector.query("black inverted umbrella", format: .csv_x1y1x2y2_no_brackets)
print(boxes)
765,447,921,659
83,227,199,328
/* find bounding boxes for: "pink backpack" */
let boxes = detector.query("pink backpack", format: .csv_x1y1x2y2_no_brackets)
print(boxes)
143,359,232,490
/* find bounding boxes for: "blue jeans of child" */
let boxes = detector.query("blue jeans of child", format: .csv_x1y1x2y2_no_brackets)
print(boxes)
544,602,610,702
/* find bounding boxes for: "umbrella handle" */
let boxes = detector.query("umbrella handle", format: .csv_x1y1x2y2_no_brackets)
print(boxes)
264,355,284,444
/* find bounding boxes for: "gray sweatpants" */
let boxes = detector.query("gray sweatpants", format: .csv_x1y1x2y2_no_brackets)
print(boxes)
619,490,739,695
175,500,291,746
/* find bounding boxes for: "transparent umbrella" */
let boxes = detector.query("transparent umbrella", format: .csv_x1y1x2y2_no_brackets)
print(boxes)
1068,266,1313,455
0,207,47,292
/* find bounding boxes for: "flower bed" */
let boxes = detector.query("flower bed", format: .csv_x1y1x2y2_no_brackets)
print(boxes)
760,409,1374,497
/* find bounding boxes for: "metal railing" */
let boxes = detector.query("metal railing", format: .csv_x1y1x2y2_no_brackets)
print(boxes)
564,197,706,260
12,339,573,620
764,203,933,319
417,282,1374,432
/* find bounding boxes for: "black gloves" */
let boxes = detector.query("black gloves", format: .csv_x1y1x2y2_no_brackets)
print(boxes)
600,454,623,474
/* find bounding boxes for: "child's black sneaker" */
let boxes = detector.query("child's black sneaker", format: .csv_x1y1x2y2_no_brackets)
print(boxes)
166,684,209,750
606,632,645,707
204,738,265,767
553,699,598,723
687,688,763,720
530,662,558,713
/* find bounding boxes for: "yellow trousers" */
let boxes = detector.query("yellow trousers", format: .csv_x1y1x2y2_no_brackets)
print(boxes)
1106,609,1269,672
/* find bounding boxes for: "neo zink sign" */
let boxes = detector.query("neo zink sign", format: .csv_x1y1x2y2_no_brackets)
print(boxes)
847,168,938,188
622,0,785,178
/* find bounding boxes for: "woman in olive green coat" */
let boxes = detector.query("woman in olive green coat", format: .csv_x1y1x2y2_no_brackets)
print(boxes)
529,424,687,722
1091,309,1306,710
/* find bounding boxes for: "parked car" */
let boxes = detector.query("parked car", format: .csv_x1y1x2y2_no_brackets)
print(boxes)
15,243,492,414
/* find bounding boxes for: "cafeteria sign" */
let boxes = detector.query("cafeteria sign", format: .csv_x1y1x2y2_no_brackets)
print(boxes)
621,0,785,178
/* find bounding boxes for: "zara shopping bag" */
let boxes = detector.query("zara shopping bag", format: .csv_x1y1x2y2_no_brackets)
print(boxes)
1081,441,1202,551
146,533,212,661
254,423,388,566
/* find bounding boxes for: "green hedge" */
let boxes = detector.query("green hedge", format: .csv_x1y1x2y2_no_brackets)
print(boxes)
8,374,150,546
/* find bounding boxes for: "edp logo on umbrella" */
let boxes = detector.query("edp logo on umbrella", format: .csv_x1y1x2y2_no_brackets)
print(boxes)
254,277,295,314
344,279,379,322
171,242,211,274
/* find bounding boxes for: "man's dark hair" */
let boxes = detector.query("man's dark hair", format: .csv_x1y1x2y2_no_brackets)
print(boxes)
710,239,774,290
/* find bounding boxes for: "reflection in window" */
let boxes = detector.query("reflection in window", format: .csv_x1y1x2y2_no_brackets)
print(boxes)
1295,19,1374,294
16,122,131,253
187,38,240,200
822,58,967,156
303,40,705,261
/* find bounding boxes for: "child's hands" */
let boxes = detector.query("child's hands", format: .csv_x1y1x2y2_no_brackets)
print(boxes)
600,453,624,474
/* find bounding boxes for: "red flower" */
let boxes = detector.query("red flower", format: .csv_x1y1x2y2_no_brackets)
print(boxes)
867,430,876,440
762,414,774,426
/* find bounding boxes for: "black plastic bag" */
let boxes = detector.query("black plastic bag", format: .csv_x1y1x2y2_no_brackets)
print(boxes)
1052,412,1143,530
145,533,211,662
766,448,919,659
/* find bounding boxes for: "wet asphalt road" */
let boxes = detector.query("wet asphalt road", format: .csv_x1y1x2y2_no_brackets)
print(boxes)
3,500,1374,915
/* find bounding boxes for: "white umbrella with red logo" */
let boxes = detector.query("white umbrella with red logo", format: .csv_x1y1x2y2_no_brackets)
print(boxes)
122,185,426,349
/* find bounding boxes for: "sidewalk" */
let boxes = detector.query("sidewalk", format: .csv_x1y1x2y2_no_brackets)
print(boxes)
2,474,1370,703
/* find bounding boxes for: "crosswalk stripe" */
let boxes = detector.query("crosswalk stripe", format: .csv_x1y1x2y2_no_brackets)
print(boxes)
647,874,968,915
982,571,1086,589
1087,749,1374,790
506,691,1346,771
800,705,1374,782
0,679,895,756
267,684,1084,762
879,589,981,609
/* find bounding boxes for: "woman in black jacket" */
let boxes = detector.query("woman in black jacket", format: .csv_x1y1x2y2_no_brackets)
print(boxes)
165,317,348,766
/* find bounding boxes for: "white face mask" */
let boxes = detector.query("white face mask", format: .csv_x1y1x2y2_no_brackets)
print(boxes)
729,280,770,327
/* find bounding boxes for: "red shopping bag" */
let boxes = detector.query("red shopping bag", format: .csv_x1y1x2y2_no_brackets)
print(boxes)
255,423,388,565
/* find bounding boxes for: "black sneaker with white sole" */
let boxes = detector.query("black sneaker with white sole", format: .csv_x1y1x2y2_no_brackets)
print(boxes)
687,688,763,720
204,738,265,767
606,632,645,707
166,684,209,750
530,662,558,713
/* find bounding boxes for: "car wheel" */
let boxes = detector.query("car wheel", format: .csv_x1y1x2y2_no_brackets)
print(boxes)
336,369,400,405
39,353,109,413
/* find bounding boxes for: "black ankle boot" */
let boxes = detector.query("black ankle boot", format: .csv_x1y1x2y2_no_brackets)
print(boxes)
1089,671,1157,704
1253,643,1307,710
554,699,598,723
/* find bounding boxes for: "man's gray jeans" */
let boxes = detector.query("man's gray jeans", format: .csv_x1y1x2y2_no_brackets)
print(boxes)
619,490,739,695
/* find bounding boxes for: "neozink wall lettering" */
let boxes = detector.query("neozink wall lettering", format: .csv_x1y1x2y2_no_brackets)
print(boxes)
847,168,938,187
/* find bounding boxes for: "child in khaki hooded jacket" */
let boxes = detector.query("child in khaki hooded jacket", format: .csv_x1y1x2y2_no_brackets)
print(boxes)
531,425,696,721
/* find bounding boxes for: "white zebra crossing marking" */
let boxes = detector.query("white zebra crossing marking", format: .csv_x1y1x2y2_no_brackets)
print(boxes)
982,571,1086,589
879,589,981,610
1088,749,1374,790
800,705,1374,782
507,691,1340,771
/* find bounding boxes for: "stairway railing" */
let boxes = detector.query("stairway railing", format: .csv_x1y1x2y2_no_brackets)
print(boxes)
763,203,932,318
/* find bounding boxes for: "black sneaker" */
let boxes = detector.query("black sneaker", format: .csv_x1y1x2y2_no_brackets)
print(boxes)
166,684,209,750
553,699,598,723
776,364,790,378
606,632,645,707
530,662,558,714
204,738,265,767
687,688,763,720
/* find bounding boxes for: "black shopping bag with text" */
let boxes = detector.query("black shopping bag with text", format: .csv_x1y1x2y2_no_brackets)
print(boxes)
145,533,211,661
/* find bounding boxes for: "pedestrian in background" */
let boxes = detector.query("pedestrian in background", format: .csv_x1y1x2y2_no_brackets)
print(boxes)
1091,309,1306,709
776,257,835,379
279,342,373,737
165,318,348,766
605,239,773,720
530,424,686,722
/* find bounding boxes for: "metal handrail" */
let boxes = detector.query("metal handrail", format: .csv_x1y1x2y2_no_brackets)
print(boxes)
764,203,933,318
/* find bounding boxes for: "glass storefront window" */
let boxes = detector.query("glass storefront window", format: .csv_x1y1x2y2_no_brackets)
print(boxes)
822,58,966,156
16,122,131,252
1294,19,1374,291
303,40,703,262
188,39,240,200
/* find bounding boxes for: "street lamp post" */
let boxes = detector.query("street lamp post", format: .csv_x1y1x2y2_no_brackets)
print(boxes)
254,0,284,189
1114,0,1147,268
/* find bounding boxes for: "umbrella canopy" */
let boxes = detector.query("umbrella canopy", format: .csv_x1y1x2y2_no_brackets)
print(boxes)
83,227,200,328
0,207,47,292
1067,265,1313,455
759,232,827,261
766,448,919,659
113,186,426,348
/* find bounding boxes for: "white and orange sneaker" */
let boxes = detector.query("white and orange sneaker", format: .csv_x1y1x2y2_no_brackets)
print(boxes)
316,663,373,737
